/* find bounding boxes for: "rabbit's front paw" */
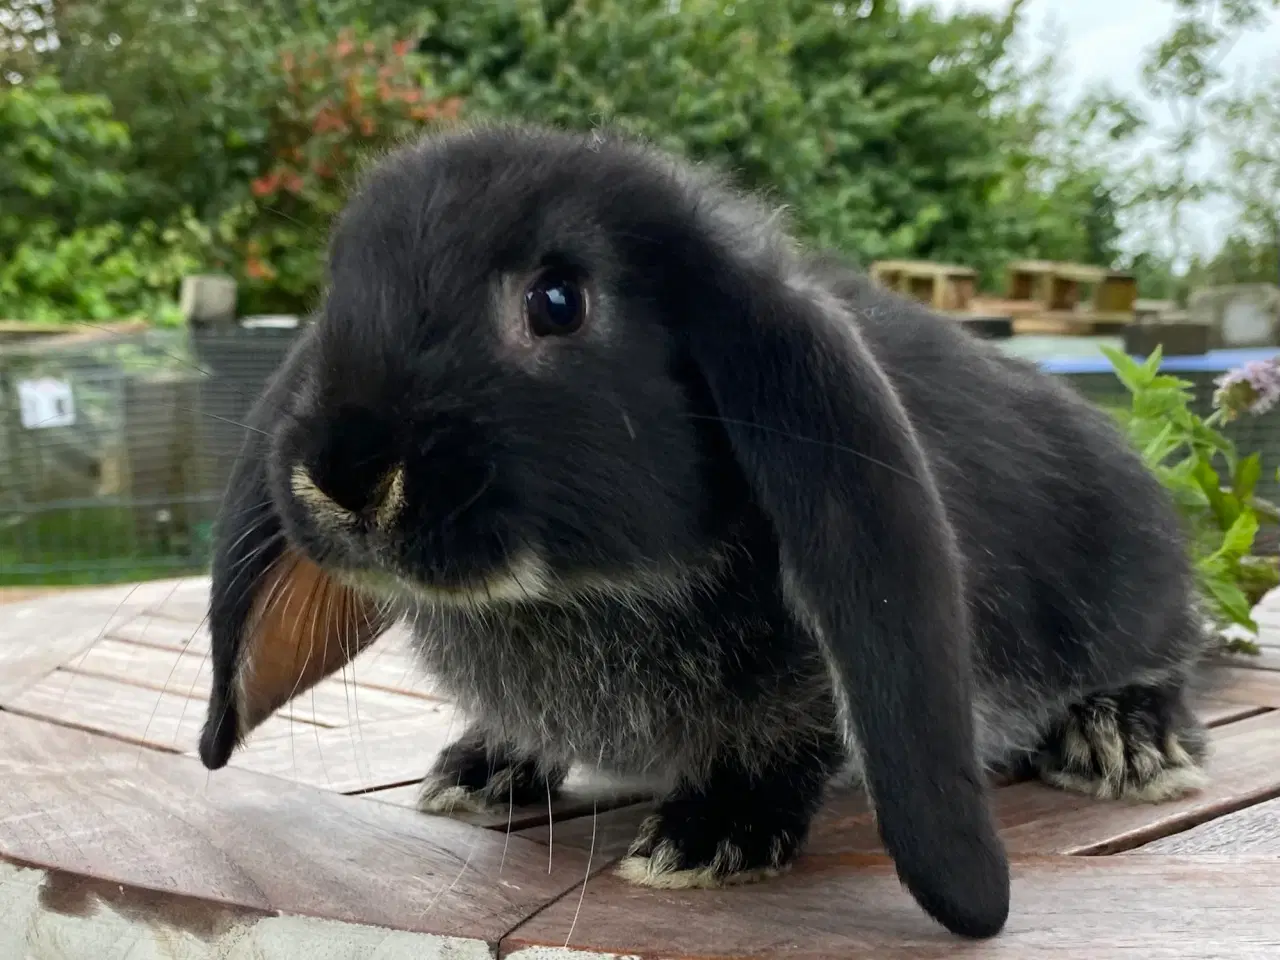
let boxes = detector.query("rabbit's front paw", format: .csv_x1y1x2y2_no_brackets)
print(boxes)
615,740,837,890
616,810,802,890
417,727,566,815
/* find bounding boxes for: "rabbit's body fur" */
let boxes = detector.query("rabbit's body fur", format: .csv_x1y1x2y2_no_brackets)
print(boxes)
202,125,1209,938
407,258,1208,809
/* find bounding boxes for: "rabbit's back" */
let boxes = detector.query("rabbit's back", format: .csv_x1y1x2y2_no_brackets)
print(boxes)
824,263,1202,757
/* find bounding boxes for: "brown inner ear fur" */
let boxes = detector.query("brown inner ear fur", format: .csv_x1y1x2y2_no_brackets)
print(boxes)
234,547,390,735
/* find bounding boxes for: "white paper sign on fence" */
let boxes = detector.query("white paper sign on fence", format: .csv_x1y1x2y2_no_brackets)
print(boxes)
17,377,77,429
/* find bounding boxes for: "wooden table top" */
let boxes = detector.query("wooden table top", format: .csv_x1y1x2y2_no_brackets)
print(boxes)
2,575,1279,958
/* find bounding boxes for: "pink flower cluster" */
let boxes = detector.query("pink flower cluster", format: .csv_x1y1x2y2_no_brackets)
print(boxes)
1214,358,1280,420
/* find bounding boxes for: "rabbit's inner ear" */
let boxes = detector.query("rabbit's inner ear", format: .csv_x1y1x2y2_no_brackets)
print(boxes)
232,546,391,736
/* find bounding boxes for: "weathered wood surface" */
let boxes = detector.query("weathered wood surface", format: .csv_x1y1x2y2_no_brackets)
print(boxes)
2,575,1280,957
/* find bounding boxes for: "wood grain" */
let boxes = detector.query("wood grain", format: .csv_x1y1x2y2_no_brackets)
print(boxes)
109,609,442,699
1193,698,1269,727
529,711,1280,861
0,583,180,701
137,575,217,624
8,579,1280,958
4,669,307,752
518,802,658,862
0,711,592,942
64,637,215,698
107,612,212,655
1205,666,1280,707
1217,649,1280,671
370,767,655,831
218,707,466,792
502,856,1280,959
60,637,435,727
1131,796,1280,856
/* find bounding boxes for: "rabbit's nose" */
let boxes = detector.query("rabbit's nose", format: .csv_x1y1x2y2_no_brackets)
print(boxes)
297,404,397,515
372,466,406,529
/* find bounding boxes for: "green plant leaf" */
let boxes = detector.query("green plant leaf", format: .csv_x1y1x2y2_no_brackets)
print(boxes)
1203,574,1258,631
1101,345,1151,393
1221,509,1260,561
1233,452,1262,501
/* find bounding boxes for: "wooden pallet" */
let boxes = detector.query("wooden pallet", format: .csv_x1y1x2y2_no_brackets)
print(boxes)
1012,312,1132,337
3,577,1280,957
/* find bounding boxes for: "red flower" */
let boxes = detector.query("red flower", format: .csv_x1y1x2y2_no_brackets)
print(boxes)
251,173,279,197
245,256,276,280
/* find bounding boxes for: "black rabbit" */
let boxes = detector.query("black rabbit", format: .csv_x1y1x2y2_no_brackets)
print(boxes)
199,124,1210,940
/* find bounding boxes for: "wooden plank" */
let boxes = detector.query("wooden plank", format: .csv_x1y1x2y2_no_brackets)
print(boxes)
61,636,215,695
133,574,216,624
1204,666,1280,707
0,711,591,945
529,711,1280,861
108,612,212,655
369,767,654,831
518,802,656,862
4,670,307,753
1,860,482,960
1131,796,1280,856
328,627,446,699
0,584,179,702
112,612,446,700
502,856,1280,958
1213,649,1280,672
61,638,436,727
220,706,466,792
1194,698,1269,727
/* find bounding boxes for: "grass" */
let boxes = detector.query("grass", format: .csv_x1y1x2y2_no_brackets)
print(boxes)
0,502,213,586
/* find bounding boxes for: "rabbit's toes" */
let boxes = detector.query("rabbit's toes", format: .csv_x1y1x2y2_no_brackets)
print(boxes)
1035,681,1208,803
615,811,802,890
613,742,837,890
417,729,565,815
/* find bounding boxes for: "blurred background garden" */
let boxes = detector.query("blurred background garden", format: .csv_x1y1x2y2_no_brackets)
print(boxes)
1,0,1279,589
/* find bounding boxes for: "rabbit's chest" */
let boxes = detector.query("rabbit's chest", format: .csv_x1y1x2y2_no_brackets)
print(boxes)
408,596,834,777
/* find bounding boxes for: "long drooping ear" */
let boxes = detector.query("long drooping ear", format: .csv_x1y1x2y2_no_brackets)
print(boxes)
198,334,392,770
680,256,1009,938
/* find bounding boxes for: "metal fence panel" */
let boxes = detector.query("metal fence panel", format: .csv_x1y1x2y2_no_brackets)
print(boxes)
2,323,1279,585
0,324,300,585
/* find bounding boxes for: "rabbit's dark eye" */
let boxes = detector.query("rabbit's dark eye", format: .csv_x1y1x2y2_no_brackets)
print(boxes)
525,269,587,337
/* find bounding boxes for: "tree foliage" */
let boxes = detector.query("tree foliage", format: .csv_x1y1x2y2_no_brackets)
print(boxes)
412,0,1119,281
3,0,1273,320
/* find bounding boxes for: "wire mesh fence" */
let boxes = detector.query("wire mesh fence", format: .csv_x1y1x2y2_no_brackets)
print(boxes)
0,322,300,585
2,320,1280,585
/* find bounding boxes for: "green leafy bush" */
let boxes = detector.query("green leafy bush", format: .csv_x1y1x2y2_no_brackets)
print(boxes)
0,74,130,245
0,75,200,323
6,0,1136,324
0,214,215,325
1103,345,1279,654
413,0,1117,278
231,22,461,314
